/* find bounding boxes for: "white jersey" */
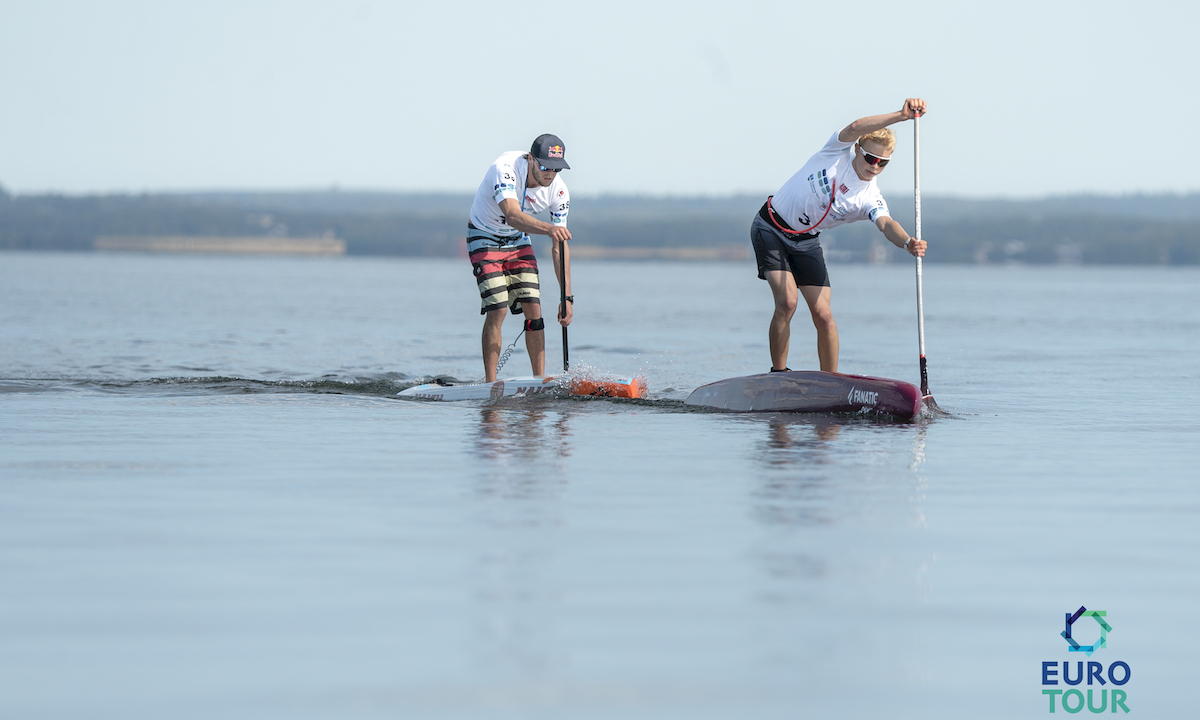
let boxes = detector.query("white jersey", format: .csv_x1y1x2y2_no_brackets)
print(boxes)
770,132,890,235
469,151,570,238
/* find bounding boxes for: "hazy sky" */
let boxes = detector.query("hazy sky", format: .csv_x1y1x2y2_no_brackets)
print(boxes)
1,0,1194,199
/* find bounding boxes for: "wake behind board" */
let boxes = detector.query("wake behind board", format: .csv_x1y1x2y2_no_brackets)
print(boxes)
685,370,921,419
398,375,646,401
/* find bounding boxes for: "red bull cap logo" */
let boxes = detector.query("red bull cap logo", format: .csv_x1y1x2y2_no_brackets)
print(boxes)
549,145,564,158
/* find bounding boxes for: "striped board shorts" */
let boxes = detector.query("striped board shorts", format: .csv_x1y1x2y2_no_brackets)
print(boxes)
467,224,540,315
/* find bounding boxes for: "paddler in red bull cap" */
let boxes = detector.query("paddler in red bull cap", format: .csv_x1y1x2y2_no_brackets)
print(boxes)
752,98,928,373
467,134,573,381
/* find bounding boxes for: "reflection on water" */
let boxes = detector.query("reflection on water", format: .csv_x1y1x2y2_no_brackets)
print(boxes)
908,425,929,530
909,424,928,470
470,403,574,675
750,415,848,528
747,415,935,610
475,403,574,463
471,403,574,505
748,416,932,527
760,415,844,464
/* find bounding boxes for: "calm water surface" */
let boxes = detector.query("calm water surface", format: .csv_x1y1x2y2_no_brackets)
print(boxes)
1,252,1197,718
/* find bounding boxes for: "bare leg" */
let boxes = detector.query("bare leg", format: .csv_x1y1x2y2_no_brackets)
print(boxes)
482,307,507,382
764,270,799,371
521,301,545,376
798,285,838,372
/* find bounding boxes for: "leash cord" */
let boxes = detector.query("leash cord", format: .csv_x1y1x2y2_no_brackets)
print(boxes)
494,327,526,375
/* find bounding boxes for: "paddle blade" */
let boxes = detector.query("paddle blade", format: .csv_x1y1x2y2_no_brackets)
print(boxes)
568,376,646,399
919,393,954,419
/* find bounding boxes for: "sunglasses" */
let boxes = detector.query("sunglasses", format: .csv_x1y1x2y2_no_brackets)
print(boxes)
858,144,891,167
538,164,563,173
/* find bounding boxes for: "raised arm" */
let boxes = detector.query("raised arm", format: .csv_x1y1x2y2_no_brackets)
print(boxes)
838,98,927,142
876,216,926,257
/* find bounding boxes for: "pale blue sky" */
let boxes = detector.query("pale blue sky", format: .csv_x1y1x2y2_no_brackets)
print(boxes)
1,0,1194,199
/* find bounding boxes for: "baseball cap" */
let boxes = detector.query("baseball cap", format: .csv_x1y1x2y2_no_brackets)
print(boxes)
530,134,570,171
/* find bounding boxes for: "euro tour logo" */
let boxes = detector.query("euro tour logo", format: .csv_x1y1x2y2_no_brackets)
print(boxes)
1041,606,1131,713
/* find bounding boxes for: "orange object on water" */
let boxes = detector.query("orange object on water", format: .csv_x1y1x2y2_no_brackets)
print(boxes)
568,376,646,399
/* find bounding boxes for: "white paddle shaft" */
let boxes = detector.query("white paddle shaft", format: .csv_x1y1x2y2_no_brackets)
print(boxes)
914,114,931,397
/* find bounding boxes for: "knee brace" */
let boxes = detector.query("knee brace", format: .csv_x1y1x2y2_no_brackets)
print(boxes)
523,318,545,332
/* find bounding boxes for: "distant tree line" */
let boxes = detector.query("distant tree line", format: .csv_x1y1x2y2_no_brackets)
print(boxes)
820,215,1200,265
0,190,458,256
2,187,1199,264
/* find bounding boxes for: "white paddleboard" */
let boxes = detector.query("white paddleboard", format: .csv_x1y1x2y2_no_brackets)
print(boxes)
398,375,559,401
398,374,646,401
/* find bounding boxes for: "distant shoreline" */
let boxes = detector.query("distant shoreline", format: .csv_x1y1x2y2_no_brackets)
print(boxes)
94,236,346,256
3,189,1199,265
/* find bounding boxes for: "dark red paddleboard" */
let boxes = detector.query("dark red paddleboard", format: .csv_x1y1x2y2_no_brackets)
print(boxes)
685,370,923,419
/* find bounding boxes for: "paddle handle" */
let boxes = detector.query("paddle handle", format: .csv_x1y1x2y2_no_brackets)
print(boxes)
914,113,930,398
559,239,569,372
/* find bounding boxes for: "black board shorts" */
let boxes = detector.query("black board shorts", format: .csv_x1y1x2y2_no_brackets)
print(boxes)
750,214,830,287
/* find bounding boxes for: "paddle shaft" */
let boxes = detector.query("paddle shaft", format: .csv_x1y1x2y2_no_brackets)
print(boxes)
913,114,931,398
559,240,569,372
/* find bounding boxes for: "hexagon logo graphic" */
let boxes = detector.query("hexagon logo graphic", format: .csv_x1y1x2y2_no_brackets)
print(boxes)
1062,606,1111,656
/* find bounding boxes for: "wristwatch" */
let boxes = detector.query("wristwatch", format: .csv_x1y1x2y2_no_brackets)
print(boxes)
564,295,574,303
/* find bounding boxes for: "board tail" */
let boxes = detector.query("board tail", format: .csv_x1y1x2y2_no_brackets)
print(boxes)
568,376,646,399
